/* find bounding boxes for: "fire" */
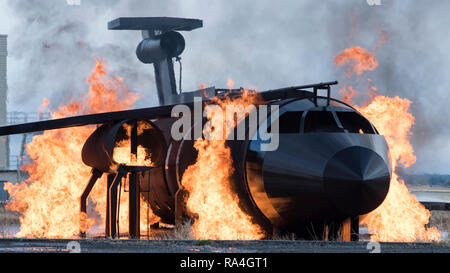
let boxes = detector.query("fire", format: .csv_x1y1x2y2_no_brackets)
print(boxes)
334,46,378,78
339,85,357,105
227,78,235,89
356,96,416,168
373,26,389,51
113,122,154,166
357,96,440,242
4,59,158,238
113,145,152,166
181,88,265,240
335,46,441,242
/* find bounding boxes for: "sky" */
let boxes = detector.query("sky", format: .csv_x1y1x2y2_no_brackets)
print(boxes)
0,0,449,174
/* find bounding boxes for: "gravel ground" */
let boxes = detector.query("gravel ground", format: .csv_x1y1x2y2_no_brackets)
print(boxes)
1,191,448,253
0,238,448,253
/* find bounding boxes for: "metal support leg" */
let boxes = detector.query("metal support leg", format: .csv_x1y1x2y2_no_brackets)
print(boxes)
128,121,140,238
351,216,359,241
129,172,140,239
175,187,188,229
80,168,102,237
325,222,339,241
107,170,126,238
130,121,138,164
105,174,115,237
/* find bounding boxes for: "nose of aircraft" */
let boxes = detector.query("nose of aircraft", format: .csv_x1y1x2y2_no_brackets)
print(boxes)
323,146,391,216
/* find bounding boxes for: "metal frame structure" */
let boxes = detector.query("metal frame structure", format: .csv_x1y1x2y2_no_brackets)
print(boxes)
78,121,154,239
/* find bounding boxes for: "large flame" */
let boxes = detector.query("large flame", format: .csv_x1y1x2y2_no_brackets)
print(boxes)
357,96,440,242
181,88,265,240
4,59,158,238
335,46,440,242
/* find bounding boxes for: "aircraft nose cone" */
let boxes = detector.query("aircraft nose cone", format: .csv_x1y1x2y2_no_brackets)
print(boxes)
323,146,391,216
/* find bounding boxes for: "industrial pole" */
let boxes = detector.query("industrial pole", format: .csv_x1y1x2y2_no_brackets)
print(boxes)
0,35,9,170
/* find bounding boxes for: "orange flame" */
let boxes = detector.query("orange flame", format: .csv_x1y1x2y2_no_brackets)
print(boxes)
113,122,154,166
357,96,440,242
335,46,441,242
373,26,389,51
339,85,357,105
181,89,265,240
334,46,378,78
227,78,235,89
4,59,158,238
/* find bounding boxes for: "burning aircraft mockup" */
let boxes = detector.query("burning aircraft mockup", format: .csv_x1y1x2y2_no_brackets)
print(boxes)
0,17,392,240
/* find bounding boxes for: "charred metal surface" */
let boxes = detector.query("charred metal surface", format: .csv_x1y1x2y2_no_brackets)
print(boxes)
80,168,103,237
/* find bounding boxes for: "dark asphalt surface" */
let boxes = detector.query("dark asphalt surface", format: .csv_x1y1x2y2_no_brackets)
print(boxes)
0,238,448,253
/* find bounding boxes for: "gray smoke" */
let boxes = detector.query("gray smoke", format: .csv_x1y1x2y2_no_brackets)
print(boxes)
4,0,450,173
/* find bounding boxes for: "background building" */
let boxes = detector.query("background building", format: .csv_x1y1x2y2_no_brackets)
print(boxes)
0,35,8,169
0,34,10,202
